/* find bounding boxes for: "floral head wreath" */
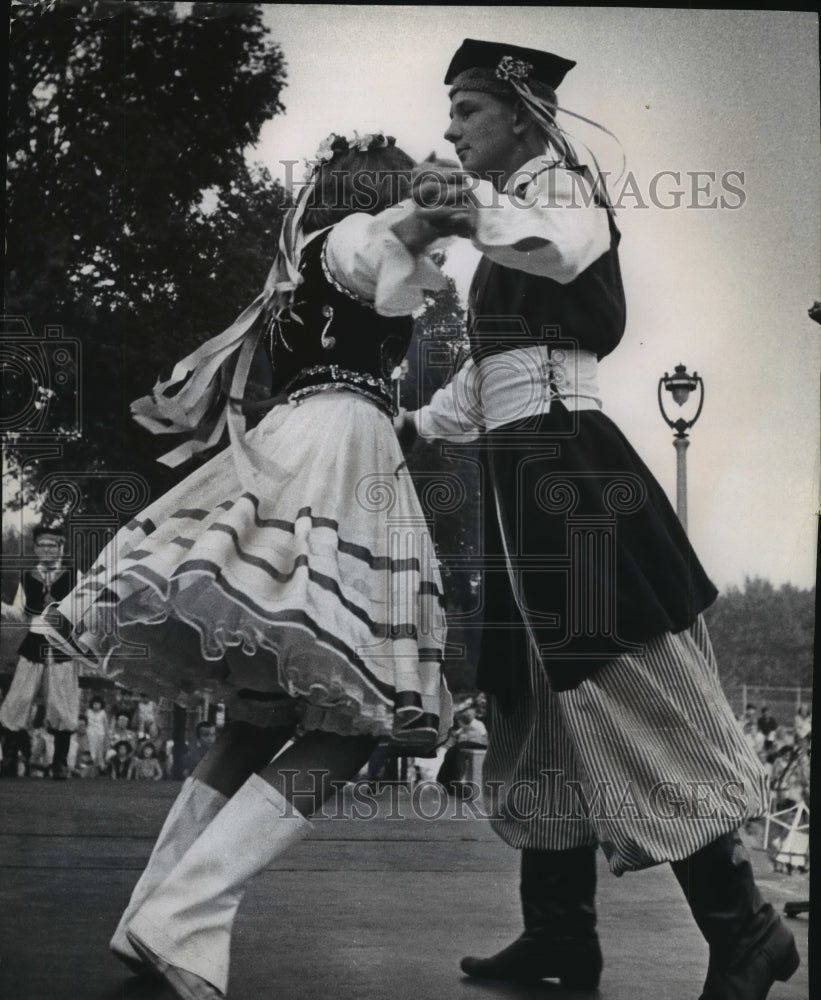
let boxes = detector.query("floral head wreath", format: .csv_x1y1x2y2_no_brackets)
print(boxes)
313,130,396,166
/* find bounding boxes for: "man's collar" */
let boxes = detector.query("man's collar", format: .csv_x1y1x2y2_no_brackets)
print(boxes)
33,562,65,582
505,153,562,195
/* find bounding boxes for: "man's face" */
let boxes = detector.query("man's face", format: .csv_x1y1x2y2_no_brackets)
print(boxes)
34,536,63,565
444,90,518,181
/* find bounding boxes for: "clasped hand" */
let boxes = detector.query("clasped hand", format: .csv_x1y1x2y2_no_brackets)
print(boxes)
412,167,476,240
391,165,477,253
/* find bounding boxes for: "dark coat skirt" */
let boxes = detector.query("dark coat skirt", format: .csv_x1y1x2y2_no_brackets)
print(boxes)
476,402,718,704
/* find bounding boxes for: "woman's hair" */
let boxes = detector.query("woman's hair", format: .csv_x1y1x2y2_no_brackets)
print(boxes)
139,742,156,757
302,141,416,234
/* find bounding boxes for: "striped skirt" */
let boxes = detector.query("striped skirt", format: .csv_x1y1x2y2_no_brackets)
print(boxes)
47,392,452,748
482,616,768,874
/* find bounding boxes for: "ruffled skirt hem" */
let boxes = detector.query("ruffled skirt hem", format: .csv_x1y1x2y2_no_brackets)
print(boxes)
46,393,453,747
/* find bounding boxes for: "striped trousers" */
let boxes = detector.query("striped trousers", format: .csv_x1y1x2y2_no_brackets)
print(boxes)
482,617,768,875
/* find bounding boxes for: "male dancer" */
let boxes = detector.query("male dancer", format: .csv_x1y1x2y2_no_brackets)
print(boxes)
403,37,798,1000
1,524,80,779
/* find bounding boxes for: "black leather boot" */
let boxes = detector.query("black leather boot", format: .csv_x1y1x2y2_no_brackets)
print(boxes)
671,830,799,1000
460,845,603,989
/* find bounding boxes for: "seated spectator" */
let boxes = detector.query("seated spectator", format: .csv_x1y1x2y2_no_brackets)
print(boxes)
769,742,809,811
741,717,766,757
22,705,53,778
454,706,488,748
73,749,98,779
127,741,164,781
473,692,489,724
436,708,489,795
132,722,167,776
76,748,95,777
142,719,162,742
180,721,217,777
794,703,812,743
109,739,133,780
105,710,138,767
28,721,54,778
757,705,778,749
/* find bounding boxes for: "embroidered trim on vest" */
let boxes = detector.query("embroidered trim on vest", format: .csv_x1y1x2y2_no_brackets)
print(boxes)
285,364,395,417
320,239,375,308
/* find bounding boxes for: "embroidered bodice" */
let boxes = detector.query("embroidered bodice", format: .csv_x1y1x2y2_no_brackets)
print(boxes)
266,229,413,414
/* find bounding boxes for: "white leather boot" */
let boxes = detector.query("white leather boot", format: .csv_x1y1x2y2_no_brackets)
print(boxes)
111,777,228,972
126,774,311,999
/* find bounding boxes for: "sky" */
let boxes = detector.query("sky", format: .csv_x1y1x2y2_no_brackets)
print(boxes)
246,5,820,592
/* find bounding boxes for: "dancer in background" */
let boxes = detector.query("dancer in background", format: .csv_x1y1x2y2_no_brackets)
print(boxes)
0,525,80,780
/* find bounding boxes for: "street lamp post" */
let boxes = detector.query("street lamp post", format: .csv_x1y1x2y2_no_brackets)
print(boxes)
391,358,410,412
657,363,705,532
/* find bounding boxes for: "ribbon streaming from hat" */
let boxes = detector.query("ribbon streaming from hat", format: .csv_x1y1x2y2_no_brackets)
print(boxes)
492,56,623,179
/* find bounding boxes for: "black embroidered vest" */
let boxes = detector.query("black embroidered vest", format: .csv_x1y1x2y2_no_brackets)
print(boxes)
266,228,413,414
468,170,626,362
17,568,75,663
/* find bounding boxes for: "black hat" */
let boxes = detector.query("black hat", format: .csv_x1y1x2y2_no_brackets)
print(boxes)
445,38,575,95
33,523,64,542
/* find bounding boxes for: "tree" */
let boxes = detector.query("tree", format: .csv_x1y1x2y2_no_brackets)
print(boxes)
704,577,815,689
4,1,289,516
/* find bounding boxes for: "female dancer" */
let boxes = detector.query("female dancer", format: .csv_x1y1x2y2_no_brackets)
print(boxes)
46,131,467,999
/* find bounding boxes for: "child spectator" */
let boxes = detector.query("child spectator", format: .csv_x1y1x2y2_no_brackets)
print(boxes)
106,710,137,767
131,692,159,737
794,703,811,744
128,741,164,781
74,749,98,779
454,706,489,749
68,715,91,773
86,696,109,773
28,713,54,778
109,740,133,780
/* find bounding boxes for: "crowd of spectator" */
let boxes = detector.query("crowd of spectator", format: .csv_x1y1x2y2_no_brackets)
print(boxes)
738,703,811,813
2,686,810,816
0,688,219,782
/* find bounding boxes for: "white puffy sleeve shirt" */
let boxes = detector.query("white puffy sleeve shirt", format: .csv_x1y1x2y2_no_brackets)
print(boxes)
320,203,448,316
412,158,611,442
